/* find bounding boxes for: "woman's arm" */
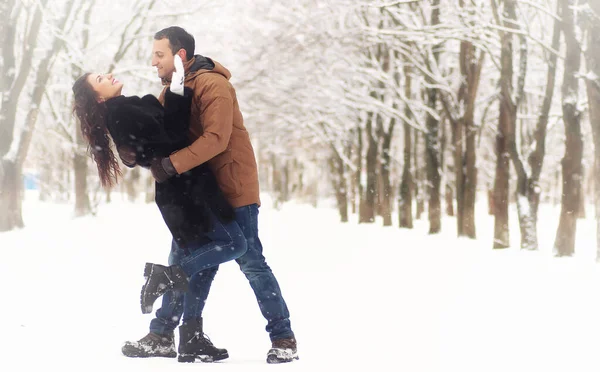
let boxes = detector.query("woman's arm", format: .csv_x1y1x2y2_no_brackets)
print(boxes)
107,90,193,167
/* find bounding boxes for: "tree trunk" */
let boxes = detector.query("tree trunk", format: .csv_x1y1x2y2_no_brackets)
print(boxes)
123,167,140,202
440,115,448,217
0,159,24,230
380,119,394,226
357,125,366,220
525,6,561,249
577,183,586,219
488,188,495,215
0,1,46,232
463,125,477,238
73,148,91,216
346,130,360,214
346,133,357,215
399,65,414,228
360,112,377,223
554,0,583,257
329,148,349,223
425,0,442,234
72,1,94,218
145,175,155,203
462,45,483,239
584,1,600,260
282,161,290,203
455,0,482,241
425,92,442,234
414,130,425,220
445,184,454,217
0,1,46,159
452,116,465,234
492,0,517,249
8,0,77,225
504,3,539,250
270,154,283,209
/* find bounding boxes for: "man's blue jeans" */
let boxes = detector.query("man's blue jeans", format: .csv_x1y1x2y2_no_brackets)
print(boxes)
150,204,295,341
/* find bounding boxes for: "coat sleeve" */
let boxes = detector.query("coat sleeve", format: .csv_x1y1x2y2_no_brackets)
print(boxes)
108,94,191,166
161,88,193,136
168,77,233,174
112,98,165,146
127,91,191,146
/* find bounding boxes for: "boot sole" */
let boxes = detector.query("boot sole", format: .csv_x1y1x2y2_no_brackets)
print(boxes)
140,263,156,314
178,353,229,363
266,354,299,364
124,351,177,358
266,349,299,364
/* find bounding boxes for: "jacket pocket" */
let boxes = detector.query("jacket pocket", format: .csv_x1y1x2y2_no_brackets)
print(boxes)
214,154,242,199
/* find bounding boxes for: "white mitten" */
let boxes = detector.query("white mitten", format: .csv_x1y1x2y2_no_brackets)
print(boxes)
170,54,185,96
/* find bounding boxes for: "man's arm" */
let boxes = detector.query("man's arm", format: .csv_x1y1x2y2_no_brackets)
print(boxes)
168,80,234,174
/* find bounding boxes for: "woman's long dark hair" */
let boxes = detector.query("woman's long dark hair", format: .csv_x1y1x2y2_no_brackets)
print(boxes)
72,73,121,188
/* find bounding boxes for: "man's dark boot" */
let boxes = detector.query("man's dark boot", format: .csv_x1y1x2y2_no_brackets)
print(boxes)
141,263,189,314
121,332,177,358
178,318,229,363
267,337,299,364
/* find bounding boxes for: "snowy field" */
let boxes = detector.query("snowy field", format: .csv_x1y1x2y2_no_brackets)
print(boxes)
1,191,599,372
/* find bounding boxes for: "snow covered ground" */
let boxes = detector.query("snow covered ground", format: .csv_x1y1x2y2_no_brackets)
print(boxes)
1,191,599,372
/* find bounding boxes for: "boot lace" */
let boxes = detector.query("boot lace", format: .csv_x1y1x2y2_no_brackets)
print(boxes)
194,331,215,346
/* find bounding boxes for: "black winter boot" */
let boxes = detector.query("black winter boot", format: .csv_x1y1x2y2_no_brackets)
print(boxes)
121,332,177,358
141,263,189,314
178,318,229,363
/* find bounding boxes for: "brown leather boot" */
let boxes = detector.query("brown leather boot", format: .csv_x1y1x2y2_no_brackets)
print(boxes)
267,337,299,363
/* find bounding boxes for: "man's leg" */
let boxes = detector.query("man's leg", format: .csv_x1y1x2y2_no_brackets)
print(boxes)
234,204,298,363
174,217,247,363
182,266,218,323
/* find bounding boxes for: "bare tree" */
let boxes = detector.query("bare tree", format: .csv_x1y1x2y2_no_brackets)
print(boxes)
0,0,48,231
554,0,583,257
583,1,600,259
492,0,520,249
72,1,95,217
512,2,562,250
399,63,414,228
439,0,486,239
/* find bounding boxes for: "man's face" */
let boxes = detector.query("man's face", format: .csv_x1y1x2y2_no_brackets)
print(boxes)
152,38,175,79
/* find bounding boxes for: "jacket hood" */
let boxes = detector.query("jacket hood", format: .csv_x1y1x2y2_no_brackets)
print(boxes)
161,54,231,85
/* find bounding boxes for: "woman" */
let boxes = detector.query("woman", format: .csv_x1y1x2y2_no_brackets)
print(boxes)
71,57,247,314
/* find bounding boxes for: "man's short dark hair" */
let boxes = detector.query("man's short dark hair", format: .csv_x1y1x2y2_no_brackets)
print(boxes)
154,26,195,60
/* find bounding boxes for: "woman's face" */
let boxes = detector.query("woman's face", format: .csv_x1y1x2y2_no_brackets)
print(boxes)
87,73,123,102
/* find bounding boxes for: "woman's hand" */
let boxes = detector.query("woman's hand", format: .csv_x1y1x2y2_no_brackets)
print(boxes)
117,145,137,168
170,54,185,96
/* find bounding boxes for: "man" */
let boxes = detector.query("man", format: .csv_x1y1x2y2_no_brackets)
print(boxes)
121,26,298,364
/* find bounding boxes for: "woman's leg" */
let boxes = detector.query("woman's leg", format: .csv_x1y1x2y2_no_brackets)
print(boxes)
141,213,247,314
178,216,247,277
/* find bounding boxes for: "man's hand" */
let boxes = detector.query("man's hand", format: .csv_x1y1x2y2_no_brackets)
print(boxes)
170,54,185,96
150,156,178,183
117,145,137,168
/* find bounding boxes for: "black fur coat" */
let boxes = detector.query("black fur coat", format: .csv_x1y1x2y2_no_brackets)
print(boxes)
105,88,234,248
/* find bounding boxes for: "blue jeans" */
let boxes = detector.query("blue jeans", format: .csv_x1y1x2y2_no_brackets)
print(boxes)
178,218,247,277
150,204,295,341
150,214,246,334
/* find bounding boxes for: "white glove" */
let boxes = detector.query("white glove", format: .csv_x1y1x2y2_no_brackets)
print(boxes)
170,54,185,96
